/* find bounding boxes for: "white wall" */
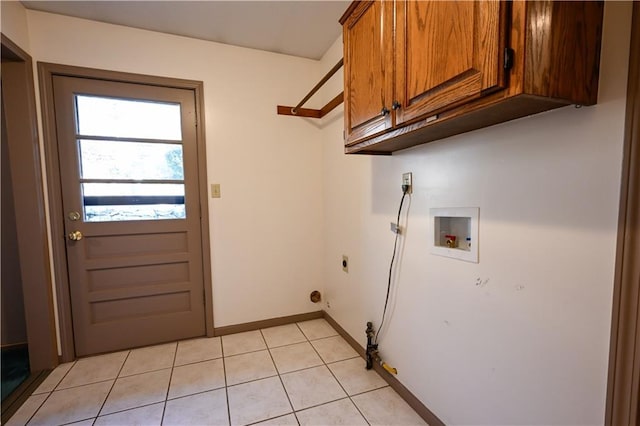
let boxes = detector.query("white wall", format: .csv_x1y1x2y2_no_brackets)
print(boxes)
1,0,31,52
14,2,633,423
26,10,325,328
320,2,632,425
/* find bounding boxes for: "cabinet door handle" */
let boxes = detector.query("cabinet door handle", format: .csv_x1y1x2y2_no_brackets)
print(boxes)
392,101,401,110
381,106,390,116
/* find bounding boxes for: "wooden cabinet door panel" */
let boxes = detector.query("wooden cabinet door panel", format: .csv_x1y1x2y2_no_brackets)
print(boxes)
343,0,393,144
395,0,507,125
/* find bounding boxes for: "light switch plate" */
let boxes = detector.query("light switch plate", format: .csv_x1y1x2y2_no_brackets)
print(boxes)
211,184,221,198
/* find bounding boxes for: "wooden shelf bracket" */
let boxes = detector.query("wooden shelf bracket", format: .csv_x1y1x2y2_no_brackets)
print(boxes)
277,58,344,118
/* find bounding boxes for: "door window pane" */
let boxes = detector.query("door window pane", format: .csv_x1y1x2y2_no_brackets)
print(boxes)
84,204,186,222
79,140,183,180
82,183,185,222
76,95,182,140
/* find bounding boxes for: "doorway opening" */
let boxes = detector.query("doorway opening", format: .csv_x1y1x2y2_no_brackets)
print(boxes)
1,84,30,402
1,34,58,422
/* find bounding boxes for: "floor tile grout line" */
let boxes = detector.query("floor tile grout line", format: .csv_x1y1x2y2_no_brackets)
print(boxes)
270,359,326,378
59,414,97,425
286,320,360,418
295,319,338,342
244,412,297,426
46,377,121,394
159,343,179,425
223,346,271,360
26,354,124,426
94,349,132,421
326,365,372,426
50,361,173,392
220,329,268,359
220,338,232,426
173,354,223,368
117,365,174,379
222,346,269,358
33,359,77,395
306,333,340,343
265,338,322,376
226,360,353,391
260,329,299,426
348,384,391,398
22,390,54,425
227,371,280,388
292,395,355,416
305,325,372,426
118,342,177,378
261,323,307,349
294,322,311,344
263,338,309,351
47,385,392,426
164,384,227,402
24,358,78,424
87,400,166,421
324,355,362,366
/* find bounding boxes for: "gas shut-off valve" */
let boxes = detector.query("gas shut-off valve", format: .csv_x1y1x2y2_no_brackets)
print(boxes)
365,322,397,375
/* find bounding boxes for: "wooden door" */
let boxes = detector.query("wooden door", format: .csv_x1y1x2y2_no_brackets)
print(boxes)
394,0,507,125
52,76,206,356
342,0,394,145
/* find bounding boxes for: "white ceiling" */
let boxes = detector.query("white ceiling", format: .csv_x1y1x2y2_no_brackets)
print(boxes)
21,1,349,60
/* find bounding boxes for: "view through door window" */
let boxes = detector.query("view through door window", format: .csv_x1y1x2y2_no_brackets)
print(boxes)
75,95,186,222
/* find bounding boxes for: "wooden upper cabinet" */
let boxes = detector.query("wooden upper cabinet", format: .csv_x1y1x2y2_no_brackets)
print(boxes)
340,0,604,155
341,1,393,144
394,0,507,125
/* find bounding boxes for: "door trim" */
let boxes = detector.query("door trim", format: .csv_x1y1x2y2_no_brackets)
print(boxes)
605,2,640,425
1,34,58,371
37,63,214,361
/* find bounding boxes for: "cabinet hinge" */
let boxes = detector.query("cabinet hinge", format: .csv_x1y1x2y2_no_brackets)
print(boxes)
504,48,515,71
343,130,346,141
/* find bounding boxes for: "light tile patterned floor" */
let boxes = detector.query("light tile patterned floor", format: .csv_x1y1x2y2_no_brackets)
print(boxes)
7,319,427,426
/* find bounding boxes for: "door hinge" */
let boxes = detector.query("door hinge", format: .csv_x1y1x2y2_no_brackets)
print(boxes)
504,48,515,71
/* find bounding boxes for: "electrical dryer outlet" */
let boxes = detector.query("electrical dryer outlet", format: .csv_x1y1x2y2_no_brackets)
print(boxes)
402,172,412,193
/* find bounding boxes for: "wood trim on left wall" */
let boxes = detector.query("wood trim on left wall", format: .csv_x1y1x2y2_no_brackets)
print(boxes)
605,2,640,424
1,34,58,371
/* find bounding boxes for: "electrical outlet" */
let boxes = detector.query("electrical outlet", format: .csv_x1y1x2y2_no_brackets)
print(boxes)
402,172,412,194
342,255,349,273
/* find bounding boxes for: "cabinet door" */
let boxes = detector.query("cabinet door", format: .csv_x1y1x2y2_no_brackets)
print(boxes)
343,1,394,145
394,0,507,125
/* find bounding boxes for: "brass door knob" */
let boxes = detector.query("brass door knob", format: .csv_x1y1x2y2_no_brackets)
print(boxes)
68,231,83,241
